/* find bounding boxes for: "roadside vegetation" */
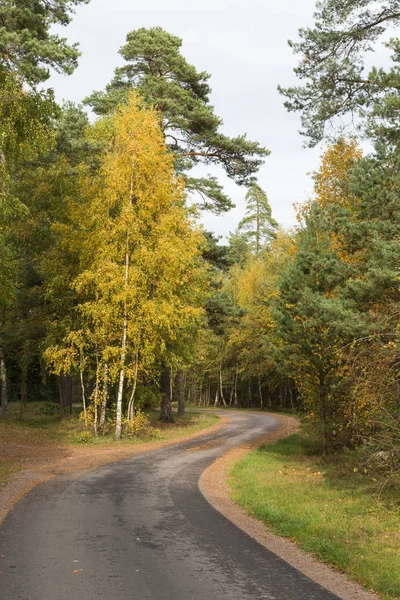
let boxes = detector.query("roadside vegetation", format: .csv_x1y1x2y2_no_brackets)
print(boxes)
230,432,400,600
0,402,218,489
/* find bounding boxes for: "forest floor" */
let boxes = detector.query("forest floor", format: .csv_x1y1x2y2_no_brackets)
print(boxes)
0,402,221,524
227,431,400,600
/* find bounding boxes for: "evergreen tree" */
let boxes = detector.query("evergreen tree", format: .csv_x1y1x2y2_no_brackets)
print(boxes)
279,0,400,145
85,27,269,214
238,183,278,255
0,0,90,83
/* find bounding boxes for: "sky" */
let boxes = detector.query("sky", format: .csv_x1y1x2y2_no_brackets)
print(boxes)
49,0,323,238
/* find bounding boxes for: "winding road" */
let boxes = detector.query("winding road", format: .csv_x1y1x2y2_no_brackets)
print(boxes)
0,411,340,599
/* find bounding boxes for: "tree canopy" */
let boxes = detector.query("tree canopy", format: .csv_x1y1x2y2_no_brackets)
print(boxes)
279,0,400,145
85,27,269,213
0,0,90,84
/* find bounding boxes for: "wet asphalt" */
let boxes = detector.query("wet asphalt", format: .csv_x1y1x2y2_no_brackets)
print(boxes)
0,411,340,600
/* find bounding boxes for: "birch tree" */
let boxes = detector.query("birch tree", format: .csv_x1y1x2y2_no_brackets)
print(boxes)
45,93,205,437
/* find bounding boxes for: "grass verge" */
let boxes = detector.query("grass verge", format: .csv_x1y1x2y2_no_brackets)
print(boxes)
230,434,400,600
0,403,218,490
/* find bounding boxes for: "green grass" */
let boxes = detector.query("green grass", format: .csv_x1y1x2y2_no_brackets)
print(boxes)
230,434,400,600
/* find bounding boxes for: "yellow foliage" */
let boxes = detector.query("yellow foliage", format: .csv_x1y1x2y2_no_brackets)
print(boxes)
313,139,362,210
46,92,206,391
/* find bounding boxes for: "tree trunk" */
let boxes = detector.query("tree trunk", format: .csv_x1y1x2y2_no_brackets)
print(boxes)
79,367,87,428
115,236,130,441
92,355,100,436
65,374,73,415
160,367,174,422
19,363,28,420
176,369,185,416
257,372,264,410
40,359,47,388
99,362,108,432
219,365,227,407
58,375,66,420
127,353,139,421
234,365,238,407
319,370,328,458
288,379,296,412
214,385,219,407
0,339,8,418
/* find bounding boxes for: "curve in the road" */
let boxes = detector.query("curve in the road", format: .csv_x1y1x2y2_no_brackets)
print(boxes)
0,411,341,600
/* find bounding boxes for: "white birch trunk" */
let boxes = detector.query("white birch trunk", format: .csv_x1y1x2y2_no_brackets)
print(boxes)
99,362,108,430
219,365,227,407
115,236,130,441
79,367,87,428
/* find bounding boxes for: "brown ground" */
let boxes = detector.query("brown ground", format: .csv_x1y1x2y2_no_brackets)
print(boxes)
199,414,379,600
0,417,226,526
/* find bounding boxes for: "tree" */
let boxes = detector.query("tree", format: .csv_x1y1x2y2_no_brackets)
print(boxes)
238,183,278,255
0,0,87,415
275,139,400,454
0,0,90,83
279,0,400,145
45,93,206,436
0,73,56,417
85,27,269,213
274,205,363,455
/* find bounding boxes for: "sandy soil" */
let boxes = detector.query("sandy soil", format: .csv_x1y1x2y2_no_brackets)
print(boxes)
199,414,379,600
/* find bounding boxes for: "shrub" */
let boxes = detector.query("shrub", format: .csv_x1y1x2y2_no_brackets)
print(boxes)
74,430,93,444
41,400,60,415
123,411,159,439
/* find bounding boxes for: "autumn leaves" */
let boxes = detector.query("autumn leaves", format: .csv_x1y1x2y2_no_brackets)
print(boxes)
45,95,206,439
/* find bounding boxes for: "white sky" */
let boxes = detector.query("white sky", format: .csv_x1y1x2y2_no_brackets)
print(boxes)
48,0,323,238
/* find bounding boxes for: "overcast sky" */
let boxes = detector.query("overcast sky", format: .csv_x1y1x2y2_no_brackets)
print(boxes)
49,0,323,238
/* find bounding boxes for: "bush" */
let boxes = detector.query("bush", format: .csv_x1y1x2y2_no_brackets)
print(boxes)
41,400,60,415
123,411,159,439
135,385,162,410
74,430,93,444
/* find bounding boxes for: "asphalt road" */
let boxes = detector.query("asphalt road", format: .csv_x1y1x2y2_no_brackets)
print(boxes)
0,411,340,600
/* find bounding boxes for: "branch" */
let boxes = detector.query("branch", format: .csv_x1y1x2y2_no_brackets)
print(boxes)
183,151,223,159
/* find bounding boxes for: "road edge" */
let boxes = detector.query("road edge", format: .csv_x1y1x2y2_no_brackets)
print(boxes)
0,414,228,527
199,413,379,600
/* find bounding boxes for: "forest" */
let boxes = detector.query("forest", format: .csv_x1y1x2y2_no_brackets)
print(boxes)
0,0,399,470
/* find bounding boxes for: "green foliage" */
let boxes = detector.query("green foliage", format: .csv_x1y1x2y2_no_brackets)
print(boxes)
273,139,400,454
134,385,162,411
0,0,90,83
85,27,269,213
74,430,93,443
279,0,400,145
123,411,159,439
41,400,60,415
238,183,279,254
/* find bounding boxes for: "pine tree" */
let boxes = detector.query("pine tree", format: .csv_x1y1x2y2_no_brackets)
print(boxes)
279,0,400,145
238,183,278,255
85,27,269,214
0,0,90,83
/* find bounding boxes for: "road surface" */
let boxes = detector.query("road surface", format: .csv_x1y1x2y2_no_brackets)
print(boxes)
0,411,340,599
